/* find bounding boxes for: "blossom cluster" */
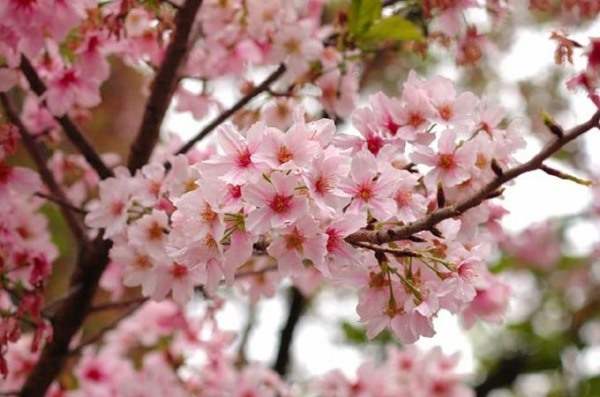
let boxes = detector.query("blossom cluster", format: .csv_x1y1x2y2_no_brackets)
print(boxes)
1,300,475,397
566,38,600,108
316,345,473,397
0,124,57,377
0,0,361,125
85,72,519,344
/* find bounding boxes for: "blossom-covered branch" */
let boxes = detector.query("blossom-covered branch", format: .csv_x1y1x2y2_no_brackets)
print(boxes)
0,93,87,244
345,109,600,246
127,0,204,172
18,57,114,180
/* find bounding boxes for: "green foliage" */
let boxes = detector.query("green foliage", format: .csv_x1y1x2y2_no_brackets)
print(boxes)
578,376,600,397
361,15,423,42
348,0,382,36
508,321,569,372
341,320,396,345
347,0,422,48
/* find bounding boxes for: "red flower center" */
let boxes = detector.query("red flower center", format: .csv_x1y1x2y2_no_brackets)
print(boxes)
277,145,293,164
438,153,455,169
285,228,305,250
269,194,292,213
237,149,252,168
84,367,105,382
229,184,242,199
408,112,425,128
170,263,188,279
385,117,400,135
58,70,78,87
314,176,331,194
110,201,125,216
438,105,453,121
147,222,164,241
357,184,373,201
366,134,384,155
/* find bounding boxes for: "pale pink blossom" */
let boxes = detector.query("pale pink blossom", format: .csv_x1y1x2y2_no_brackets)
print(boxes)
243,172,308,234
267,217,327,277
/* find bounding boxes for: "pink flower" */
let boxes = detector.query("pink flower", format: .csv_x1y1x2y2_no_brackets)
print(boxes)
412,130,476,188
175,87,219,121
340,107,390,156
261,97,296,130
462,276,510,328
243,172,308,234
304,149,350,216
0,163,41,197
316,66,359,118
45,66,101,116
393,170,427,223
393,80,437,141
171,186,224,240
254,123,320,170
110,244,158,298
75,32,111,82
203,123,268,184
267,217,327,277
127,210,169,259
437,257,487,311
425,76,479,128
0,68,18,92
85,169,133,238
339,150,398,221
271,22,322,78
151,261,204,305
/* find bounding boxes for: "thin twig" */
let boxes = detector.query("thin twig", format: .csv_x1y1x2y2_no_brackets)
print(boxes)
88,297,149,313
34,192,87,215
175,64,287,154
69,302,145,356
18,56,114,180
1,93,88,245
345,110,600,245
236,303,256,366
127,0,204,171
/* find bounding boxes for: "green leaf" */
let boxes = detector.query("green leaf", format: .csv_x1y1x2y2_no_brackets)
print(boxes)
578,376,600,397
348,0,382,35
362,15,423,42
340,321,397,346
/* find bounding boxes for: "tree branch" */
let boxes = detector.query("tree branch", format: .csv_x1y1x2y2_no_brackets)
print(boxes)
18,56,114,180
127,0,204,171
272,287,307,377
345,110,600,246
0,93,88,245
34,192,87,215
19,237,112,397
69,301,145,356
175,64,286,154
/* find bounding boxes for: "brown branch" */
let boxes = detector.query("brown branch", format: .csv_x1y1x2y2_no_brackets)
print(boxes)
272,287,306,377
346,110,600,246
235,303,256,366
0,93,88,245
34,192,87,215
19,237,112,397
127,0,204,172
18,56,114,180
69,301,145,356
88,297,148,313
175,64,287,154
